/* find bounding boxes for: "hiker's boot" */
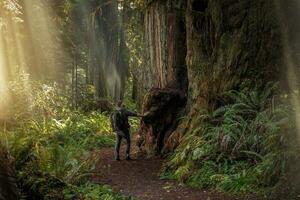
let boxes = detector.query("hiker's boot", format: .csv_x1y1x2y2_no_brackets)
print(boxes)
125,154,131,160
115,155,120,161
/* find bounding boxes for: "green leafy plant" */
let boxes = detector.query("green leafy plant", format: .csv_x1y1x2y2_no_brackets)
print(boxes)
0,80,130,199
63,183,135,200
163,83,295,194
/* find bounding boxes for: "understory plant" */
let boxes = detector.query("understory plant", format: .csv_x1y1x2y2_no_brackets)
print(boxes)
0,79,131,199
164,83,297,194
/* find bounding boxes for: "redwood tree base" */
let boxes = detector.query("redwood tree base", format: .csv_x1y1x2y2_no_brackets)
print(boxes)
137,88,186,155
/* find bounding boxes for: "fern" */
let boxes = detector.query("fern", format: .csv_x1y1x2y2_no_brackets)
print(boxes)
164,82,295,194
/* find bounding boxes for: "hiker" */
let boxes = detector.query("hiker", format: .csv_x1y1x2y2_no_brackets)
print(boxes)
111,101,143,161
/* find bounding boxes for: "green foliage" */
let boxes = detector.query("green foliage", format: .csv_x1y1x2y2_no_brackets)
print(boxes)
0,80,131,199
1,110,116,198
163,83,296,194
6,71,68,121
63,183,135,200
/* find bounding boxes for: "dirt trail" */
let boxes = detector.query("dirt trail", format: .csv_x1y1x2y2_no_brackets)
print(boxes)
92,139,254,200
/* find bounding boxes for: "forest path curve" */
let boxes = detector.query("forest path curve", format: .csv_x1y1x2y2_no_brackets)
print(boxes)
92,137,250,200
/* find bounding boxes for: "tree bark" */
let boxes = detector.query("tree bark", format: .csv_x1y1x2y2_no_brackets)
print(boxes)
139,0,283,155
144,0,188,91
138,0,188,154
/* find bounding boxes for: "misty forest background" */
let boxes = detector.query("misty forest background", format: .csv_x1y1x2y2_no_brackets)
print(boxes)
0,0,300,200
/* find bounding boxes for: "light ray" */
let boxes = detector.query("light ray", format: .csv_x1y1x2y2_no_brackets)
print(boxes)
0,32,10,120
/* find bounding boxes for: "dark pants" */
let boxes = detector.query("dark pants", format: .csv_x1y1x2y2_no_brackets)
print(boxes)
114,129,131,159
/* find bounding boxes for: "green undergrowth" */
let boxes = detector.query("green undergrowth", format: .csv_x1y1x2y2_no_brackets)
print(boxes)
64,183,135,200
1,111,129,199
162,83,298,196
0,81,135,200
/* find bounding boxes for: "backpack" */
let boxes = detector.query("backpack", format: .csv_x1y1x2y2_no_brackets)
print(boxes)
111,110,127,131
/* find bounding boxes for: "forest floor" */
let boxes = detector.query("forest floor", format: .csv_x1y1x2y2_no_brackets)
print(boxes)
92,136,256,200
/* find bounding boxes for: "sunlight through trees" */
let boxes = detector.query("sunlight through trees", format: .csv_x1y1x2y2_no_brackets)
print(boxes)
0,0,299,199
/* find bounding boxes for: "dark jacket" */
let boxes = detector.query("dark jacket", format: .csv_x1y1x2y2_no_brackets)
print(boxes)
111,107,137,131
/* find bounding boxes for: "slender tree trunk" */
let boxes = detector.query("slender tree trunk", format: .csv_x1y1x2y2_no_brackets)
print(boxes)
75,56,78,109
85,0,133,102
71,59,75,108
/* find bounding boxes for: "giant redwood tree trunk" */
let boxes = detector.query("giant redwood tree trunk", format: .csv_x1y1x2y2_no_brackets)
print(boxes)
139,0,283,155
144,1,188,91
185,0,282,110
137,0,188,155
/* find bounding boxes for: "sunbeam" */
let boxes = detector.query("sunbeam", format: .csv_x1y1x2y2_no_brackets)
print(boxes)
276,0,300,191
0,33,10,119
22,0,71,80
0,1,299,199
0,0,72,120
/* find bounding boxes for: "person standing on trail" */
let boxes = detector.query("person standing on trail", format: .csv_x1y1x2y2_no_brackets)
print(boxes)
111,101,143,161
